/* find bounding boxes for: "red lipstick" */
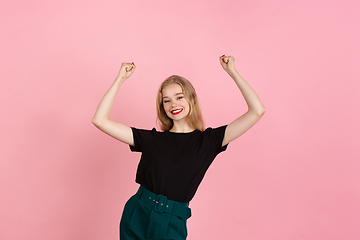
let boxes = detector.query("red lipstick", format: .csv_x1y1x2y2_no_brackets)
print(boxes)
171,109,183,115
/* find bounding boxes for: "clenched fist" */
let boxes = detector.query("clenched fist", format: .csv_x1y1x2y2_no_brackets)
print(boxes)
117,62,136,80
219,55,235,73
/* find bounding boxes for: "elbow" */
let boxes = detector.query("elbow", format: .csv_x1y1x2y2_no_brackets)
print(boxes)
258,107,266,116
92,117,102,127
250,106,266,116
92,117,110,129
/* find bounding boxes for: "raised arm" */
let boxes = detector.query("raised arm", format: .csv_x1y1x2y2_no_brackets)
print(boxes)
219,55,266,147
92,62,136,146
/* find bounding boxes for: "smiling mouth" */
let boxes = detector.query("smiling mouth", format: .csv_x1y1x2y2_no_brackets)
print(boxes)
171,109,183,115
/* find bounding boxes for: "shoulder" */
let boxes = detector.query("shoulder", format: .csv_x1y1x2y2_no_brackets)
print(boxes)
130,127,162,151
203,125,228,134
131,127,161,137
201,125,228,143
131,127,159,132
199,125,229,153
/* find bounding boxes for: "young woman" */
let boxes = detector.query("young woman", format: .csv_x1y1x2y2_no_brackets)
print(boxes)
92,55,265,240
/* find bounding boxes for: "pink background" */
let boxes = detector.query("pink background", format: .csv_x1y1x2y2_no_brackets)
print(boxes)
1,0,359,239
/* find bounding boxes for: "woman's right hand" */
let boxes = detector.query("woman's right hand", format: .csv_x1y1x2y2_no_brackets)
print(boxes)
117,62,136,80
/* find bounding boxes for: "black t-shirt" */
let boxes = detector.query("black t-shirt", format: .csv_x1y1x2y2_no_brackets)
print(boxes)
129,125,228,202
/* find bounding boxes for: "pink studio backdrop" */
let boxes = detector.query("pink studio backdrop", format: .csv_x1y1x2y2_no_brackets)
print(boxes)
1,0,359,239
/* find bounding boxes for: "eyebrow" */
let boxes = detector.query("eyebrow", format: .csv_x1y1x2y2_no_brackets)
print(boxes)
162,93,184,99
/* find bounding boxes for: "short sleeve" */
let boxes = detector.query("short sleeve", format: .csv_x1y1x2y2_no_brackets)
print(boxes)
203,125,229,154
129,127,155,152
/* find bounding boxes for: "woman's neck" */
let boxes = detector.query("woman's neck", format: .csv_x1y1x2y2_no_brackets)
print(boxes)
170,120,195,133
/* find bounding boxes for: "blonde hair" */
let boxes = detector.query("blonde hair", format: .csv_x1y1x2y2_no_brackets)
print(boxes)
156,75,204,132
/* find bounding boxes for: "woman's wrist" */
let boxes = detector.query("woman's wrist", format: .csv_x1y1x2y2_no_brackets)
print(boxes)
115,76,127,85
226,68,239,77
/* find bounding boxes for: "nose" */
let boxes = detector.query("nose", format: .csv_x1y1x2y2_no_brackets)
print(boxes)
171,101,177,108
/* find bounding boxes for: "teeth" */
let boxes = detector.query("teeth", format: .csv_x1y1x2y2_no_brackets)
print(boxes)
172,109,182,113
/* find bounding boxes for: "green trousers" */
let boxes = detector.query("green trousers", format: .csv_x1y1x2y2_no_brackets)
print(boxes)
120,186,192,240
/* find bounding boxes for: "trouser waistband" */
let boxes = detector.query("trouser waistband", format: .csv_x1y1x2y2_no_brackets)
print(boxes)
135,186,192,219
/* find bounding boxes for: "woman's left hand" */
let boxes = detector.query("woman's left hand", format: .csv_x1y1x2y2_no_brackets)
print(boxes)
219,55,236,73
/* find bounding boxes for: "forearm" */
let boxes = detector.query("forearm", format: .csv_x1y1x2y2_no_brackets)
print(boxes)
227,69,265,114
92,77,126,124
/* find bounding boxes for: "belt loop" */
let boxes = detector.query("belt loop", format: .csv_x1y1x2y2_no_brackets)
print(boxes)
172,201,178,215
137,186,144,198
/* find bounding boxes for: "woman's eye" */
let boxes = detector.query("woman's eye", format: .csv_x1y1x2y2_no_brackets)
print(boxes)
164,100,170,103
177,96,183,100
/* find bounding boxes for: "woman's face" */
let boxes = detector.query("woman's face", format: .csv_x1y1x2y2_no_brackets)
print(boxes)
162,83,190,122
